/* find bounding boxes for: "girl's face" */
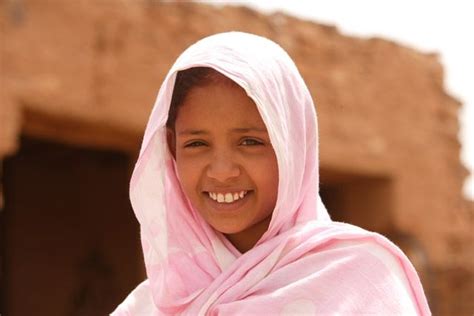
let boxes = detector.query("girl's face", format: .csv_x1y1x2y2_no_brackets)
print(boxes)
168,82,279,251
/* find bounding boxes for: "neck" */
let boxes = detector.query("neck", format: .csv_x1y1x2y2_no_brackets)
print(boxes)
224,216,271,253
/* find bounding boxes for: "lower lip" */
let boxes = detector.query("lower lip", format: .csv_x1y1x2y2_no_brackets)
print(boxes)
204,191,252,212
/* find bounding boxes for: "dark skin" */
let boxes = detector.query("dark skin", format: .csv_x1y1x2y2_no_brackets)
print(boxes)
166,83,279,253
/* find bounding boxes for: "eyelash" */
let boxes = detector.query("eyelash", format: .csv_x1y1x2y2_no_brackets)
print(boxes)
184,138,263,148
184,141,206,148
241,138,263,146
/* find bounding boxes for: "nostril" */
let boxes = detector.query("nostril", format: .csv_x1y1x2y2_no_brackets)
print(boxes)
206,161,241,181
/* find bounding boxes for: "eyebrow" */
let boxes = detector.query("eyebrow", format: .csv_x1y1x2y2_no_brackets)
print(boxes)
178,127,267,136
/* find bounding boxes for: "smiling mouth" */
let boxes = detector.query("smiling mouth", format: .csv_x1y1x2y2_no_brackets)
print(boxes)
207,190,249,203
202,190,253,211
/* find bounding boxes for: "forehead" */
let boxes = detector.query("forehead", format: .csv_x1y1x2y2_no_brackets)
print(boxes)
175,83,268,133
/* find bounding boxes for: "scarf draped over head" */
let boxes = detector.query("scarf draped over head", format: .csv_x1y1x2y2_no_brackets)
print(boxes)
112,32,430,315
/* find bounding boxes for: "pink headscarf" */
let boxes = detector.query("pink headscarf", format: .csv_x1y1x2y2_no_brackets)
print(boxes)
112,32,430,315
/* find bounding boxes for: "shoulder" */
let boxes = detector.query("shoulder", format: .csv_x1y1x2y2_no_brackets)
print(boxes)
282,222,430,314
303,229,430,315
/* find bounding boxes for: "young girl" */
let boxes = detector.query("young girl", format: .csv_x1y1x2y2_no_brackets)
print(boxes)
112,32,430,315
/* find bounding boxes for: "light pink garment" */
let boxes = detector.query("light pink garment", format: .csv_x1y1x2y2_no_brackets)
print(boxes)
112,32,431,315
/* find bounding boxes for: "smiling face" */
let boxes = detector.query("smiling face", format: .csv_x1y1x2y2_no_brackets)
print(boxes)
167,81,279,252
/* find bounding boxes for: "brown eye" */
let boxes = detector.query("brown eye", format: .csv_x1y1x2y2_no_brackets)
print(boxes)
241,138,263,146
184,141,206,148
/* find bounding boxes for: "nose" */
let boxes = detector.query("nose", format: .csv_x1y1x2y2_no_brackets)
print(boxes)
206,151,241,182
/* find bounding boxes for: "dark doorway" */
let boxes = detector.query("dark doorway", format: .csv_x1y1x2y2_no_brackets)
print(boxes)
2,137,143,315
320,168,394,233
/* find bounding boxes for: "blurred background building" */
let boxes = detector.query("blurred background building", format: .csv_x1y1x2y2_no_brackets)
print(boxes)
1,1,472,315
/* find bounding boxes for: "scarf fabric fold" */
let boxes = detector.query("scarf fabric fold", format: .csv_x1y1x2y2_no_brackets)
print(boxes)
112,32,430,315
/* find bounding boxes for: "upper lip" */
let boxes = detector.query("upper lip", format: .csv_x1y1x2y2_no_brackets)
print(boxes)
203,188,251,193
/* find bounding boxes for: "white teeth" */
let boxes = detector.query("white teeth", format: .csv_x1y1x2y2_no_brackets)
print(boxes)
225,193,233,203
207,190,248,204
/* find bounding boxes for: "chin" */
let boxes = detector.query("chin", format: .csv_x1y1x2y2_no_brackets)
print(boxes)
209,222,246,235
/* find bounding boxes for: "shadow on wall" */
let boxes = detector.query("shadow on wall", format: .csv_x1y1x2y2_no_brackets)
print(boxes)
2,137,143,316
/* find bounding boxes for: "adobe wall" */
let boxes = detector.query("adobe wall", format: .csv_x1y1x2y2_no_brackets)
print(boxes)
1,1,472,314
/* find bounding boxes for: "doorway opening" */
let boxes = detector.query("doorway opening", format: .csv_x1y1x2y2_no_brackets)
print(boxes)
320,167,394,233
2,136,142,316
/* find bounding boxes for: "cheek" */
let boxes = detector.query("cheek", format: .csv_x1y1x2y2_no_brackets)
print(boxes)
266,165,279,202
251,155,279,203
175,155,201,196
